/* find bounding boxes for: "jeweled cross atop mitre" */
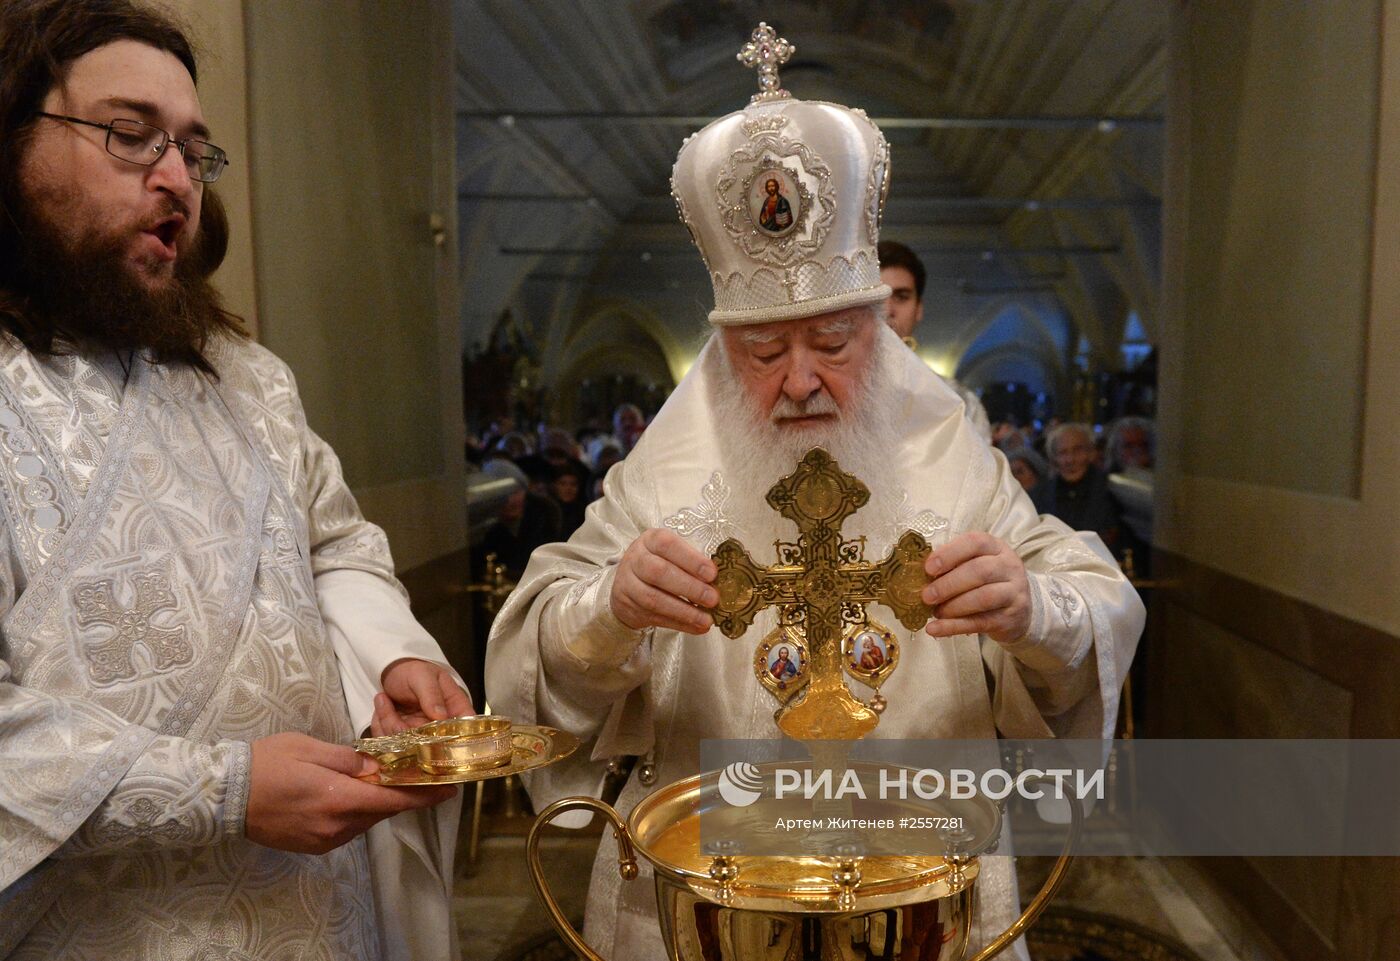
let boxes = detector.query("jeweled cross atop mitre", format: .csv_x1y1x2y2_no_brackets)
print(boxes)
737,22,794,102
708,448,934,740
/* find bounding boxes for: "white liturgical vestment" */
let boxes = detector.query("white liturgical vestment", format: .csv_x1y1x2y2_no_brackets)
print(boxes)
0,334,459,961
945,375,992,442
486,327,1144,961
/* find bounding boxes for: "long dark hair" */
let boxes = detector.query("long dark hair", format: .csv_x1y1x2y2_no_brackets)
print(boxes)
0,0,244,373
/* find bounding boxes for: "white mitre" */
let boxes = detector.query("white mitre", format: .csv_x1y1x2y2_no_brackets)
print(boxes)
670,22,892,326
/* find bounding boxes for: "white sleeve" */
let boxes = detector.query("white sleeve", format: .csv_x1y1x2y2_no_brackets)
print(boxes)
974,444,1145,739
317,568,459,736
299,424,460,732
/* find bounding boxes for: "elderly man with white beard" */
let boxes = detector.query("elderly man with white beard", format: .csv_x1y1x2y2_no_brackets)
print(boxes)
485,23,1143,961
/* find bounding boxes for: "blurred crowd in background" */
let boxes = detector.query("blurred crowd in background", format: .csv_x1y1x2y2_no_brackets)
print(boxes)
466,401,1156,583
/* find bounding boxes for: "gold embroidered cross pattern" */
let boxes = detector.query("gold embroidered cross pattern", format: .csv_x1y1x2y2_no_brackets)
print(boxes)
708,448,933,740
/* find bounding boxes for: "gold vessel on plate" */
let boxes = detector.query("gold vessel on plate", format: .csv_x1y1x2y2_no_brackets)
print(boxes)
415,715,514,774
354,715,579,786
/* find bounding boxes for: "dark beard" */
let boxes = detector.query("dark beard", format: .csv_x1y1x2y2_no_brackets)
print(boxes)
12,194,229,369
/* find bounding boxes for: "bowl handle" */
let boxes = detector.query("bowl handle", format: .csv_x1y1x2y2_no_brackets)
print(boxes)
527,796,639,961
966,790,1085,961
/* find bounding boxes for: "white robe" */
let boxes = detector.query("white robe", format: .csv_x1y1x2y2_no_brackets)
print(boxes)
0,335,459,961
486,329,1143,960
945,375,993,443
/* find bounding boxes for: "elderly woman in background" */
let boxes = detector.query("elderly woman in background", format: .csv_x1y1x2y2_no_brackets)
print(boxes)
550,459,591,539
1006,447,1050,493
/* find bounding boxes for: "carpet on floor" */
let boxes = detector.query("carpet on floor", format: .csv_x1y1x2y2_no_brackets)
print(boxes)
1025,907,1204,961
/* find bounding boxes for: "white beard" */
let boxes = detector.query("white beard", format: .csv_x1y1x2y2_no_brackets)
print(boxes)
705,324,906,561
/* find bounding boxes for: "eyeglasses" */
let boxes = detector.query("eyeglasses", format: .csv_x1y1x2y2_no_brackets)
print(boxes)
36,113,229,184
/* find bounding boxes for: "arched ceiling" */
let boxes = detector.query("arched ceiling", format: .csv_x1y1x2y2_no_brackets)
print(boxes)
452,0,1166,408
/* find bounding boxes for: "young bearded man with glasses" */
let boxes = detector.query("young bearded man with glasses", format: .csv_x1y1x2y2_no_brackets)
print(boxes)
0,3,466,959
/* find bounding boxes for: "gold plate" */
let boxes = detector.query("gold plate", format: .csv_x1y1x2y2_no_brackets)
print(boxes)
361,726,579,787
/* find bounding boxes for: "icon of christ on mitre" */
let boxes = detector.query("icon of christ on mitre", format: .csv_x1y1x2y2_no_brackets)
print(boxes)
485,22,1144,961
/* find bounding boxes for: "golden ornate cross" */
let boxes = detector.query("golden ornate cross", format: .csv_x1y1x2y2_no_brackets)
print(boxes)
709,448,934,740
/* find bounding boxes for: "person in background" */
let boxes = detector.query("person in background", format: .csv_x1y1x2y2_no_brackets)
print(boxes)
993,421,1031,452
479,415,516,454
513,452,554,500
877,239,991,441
612,402,646,453
1104,417,1156,575
464,431,486,468
493,430,532,460
586,436,625,496
479,458,560,579
550,459,590,539
540,426,583,467
1105,416,1155,473
1032,422,1122,553
1006,447,1050,494
575,425,604,464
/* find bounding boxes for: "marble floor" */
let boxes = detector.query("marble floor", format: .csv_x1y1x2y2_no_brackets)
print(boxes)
455,823,601,960
455,800,1286,961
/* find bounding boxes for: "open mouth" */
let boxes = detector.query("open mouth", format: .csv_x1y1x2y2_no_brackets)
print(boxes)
142,214,186,259
152,215,184,245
